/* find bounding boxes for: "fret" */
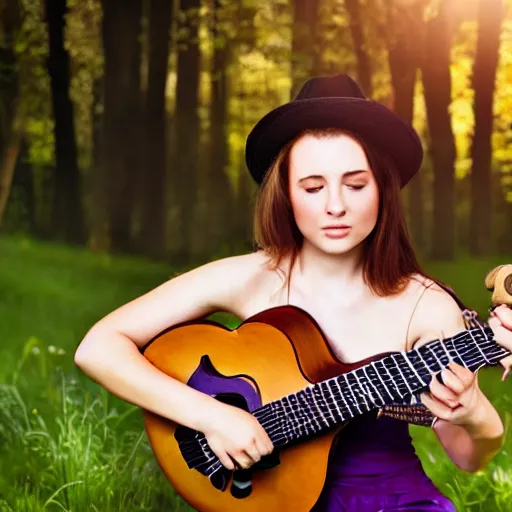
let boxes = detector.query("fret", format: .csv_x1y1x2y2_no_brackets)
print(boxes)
362,364,385,406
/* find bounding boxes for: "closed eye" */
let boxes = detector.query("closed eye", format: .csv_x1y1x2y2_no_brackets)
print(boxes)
348,184,365,190
305,186,323,193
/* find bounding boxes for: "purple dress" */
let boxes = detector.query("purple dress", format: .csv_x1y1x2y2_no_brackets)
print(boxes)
311,410,456,512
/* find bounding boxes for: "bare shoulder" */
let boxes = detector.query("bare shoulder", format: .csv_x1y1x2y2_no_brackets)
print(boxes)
405,274,466,351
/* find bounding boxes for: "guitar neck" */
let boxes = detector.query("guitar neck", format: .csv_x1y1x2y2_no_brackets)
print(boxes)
253,325,509,448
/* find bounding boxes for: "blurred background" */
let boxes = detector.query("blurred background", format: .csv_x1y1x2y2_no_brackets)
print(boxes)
0,0,511,511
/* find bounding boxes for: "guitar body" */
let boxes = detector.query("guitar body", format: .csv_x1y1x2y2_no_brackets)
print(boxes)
142,306,377,512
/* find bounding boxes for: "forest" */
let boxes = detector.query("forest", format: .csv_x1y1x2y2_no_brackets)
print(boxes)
0,1,511,511
0,0,510,262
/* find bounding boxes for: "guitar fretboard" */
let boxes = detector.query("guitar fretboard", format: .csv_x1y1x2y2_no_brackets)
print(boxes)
253,325,508,447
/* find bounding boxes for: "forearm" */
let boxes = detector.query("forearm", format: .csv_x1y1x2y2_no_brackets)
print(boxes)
433,394,504,472
74,327,220,432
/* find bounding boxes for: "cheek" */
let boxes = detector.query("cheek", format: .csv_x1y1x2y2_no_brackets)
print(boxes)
355,189,379,223
290,193,320,228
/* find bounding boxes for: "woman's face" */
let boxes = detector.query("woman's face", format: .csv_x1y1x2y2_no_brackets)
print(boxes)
288,133,380,255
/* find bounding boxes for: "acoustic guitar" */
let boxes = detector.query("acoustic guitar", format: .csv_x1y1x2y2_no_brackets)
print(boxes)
141,302,510,512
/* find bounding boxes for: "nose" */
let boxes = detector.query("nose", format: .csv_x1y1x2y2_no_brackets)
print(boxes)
326,189,346,217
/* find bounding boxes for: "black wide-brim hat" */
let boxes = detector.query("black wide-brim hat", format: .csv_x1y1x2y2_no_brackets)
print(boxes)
245,74,423,188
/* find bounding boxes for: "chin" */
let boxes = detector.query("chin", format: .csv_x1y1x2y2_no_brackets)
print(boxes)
317,239,359,255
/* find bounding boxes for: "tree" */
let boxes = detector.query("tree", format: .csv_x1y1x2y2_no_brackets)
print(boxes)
139,0,174,258
469,0,503,255
385,0,426,252
44,0,85,244
101,0,143,252
173,0,201,260
291,0,321,98
345,0,372,97
0,0,22,227
421,1,457,260
204,0,235,256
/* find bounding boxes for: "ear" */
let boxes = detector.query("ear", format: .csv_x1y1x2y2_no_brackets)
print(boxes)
485,265,505,290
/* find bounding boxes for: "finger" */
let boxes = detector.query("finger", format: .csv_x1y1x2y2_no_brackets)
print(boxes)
488,316,503,331
500,354,512,379
255,436,273,457
488,321,512,361
232,452,254,470
445,362,474,389
494,305,512,329
216,451,235,471
421,392,459,420
430,374,461,407
263,435,274,454
243,441,261,464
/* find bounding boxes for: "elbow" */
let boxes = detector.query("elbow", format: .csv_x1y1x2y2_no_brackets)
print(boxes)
74,328,104,374
457,461,485,474
74,341,89,371
455,437,504,474
74,337,94,373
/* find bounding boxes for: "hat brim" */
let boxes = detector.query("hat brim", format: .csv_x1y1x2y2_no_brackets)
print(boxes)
245,97,423,188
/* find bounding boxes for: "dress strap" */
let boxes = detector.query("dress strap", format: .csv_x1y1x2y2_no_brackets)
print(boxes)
404,280,434,351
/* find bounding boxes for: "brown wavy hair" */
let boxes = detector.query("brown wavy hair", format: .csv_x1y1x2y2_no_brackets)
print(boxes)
253,127,428,297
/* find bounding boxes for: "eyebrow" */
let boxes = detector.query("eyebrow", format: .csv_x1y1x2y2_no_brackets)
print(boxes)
298,170,369,183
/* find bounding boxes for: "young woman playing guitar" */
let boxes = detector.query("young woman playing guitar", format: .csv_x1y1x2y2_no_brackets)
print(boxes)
75,74,512,511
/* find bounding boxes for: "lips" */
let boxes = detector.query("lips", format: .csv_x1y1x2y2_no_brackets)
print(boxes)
323,226,352,238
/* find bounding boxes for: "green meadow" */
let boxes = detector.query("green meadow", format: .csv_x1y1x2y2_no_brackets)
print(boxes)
0,234,510,511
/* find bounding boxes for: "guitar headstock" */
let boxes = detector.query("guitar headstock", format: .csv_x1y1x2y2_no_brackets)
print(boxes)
485,264,512,308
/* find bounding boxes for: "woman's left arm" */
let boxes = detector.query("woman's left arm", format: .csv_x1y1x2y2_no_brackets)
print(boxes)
411,287,512,473
422,363,504,473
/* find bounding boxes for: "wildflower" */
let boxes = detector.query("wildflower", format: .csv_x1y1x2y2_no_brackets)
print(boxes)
48,345,56,354
31,347,40,355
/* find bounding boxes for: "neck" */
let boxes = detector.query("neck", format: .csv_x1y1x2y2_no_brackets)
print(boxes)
296,240,366,288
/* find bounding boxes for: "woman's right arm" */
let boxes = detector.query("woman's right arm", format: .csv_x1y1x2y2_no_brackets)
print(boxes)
74,252,273,470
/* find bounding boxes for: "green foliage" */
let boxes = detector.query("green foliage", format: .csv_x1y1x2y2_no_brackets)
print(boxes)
16,0,54,166
0,354,191,511
66,0,103,171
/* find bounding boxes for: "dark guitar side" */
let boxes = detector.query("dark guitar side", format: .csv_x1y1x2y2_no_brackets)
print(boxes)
142,306,389,512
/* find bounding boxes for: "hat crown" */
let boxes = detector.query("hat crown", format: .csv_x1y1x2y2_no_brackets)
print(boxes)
294,74,367,101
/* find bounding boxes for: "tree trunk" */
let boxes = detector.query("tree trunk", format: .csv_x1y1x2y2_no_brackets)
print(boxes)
101,0,143,253
0,0,20,153
139,0,174,258
204,0,234,257
44,0,86,244
0,114,23,226
174,0,201,260
0,0,21,226
469,0,503,255
421,3,457,260
291,0,320,98
88,77,110,251
344,0,372,97
386,0,425,252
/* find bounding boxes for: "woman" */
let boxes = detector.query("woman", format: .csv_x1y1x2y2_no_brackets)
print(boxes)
75,74,512,511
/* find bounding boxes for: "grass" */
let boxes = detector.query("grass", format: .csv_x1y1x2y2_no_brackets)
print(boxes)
0,233,511,511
